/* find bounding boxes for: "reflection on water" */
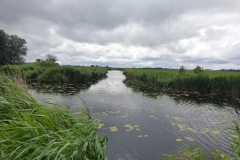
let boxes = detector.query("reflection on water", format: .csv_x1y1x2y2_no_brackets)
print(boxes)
28,71,240,160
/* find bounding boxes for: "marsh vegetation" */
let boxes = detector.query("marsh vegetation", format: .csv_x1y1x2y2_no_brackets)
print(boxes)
0,63,108,84
123,68,240,97
0,75,108,159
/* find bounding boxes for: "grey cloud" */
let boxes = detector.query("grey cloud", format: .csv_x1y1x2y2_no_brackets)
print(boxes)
1,0,240,69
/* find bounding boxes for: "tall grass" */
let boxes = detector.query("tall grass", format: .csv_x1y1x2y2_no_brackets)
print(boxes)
123,69,240,97
0,63,108,84
0,74,108,159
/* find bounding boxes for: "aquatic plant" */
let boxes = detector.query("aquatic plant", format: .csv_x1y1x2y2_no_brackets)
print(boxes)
163,121,240,160
0,75,108,159
0,63,108,84
123,68,240,97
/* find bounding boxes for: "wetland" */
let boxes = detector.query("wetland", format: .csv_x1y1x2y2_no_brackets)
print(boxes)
28,70,240,160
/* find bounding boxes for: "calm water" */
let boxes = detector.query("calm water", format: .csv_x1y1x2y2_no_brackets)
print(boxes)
28,71,240,160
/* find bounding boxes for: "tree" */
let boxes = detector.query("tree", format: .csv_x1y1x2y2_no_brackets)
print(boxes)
0,29,27,65
178,65,185,73
193,65,204,74
45,54,57,63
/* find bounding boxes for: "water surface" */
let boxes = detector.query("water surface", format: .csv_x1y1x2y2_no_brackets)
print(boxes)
28,71,240,160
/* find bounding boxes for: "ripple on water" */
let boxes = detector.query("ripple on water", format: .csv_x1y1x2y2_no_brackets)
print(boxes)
28,71,240,160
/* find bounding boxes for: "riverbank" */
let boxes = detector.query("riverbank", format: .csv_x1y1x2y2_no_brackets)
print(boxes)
0,63,108,84
123,68,240,98
0,75,108,159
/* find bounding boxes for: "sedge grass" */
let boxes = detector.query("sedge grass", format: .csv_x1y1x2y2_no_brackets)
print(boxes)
123,69,240,97
0,63,108,84
0,74,108,160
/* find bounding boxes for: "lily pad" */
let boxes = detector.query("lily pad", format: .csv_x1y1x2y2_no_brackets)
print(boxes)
110,126,118,132
185,137,194,141
176,139,182,142
177,124,186,129
98,124,104,129
173,117,181,121
124,124,131,128
187,127,198,133
200,128,209,134
211,131,221,135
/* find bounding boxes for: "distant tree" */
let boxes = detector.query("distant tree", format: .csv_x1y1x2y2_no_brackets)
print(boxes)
178,65,185,73
193,65,204,74
0,29,27,65
45,54,57,63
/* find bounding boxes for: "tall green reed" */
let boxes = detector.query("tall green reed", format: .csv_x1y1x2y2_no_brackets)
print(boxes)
124,69,240,97
0,75,108,160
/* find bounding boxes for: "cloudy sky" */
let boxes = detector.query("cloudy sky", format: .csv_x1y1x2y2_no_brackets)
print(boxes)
1,0,240,69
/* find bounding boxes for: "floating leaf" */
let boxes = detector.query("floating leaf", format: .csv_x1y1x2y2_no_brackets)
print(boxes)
128,126,134,130
187,127,198,133
138,135,143,138
171,123,176,126
144,135,148,137
185,137,194,141
212,131,221,135
212,121,228,125
98,124,104,129
124,124,131,128
200,128,209,134
173,117,181,121
108,111,115,114
177,124,186,129
110,126,118,132
176,139,182,142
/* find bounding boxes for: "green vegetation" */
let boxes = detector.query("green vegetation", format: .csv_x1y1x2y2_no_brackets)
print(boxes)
163,121,240,160
0,29,27,65
0,74,108,159
0,63,108,84
123,68,240,97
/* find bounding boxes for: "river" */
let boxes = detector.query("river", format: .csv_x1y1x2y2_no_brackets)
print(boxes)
28,70,240,160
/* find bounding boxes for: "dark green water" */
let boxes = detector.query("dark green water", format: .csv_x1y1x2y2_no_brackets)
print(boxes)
28,71,240,160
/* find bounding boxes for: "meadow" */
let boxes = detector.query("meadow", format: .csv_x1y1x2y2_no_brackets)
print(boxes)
123,68,240,97
0,74,108,159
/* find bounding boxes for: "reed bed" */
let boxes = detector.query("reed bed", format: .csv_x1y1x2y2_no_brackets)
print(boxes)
0,75,108,159
123,69,240,97
0,63,108,84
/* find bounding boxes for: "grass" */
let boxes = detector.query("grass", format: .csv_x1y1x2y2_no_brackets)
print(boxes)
163,121,240,160
0,63,108,84
123,69,240,97
0,74,108,159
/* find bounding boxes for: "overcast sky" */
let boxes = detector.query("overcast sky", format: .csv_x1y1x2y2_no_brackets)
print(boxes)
1,0,240,69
